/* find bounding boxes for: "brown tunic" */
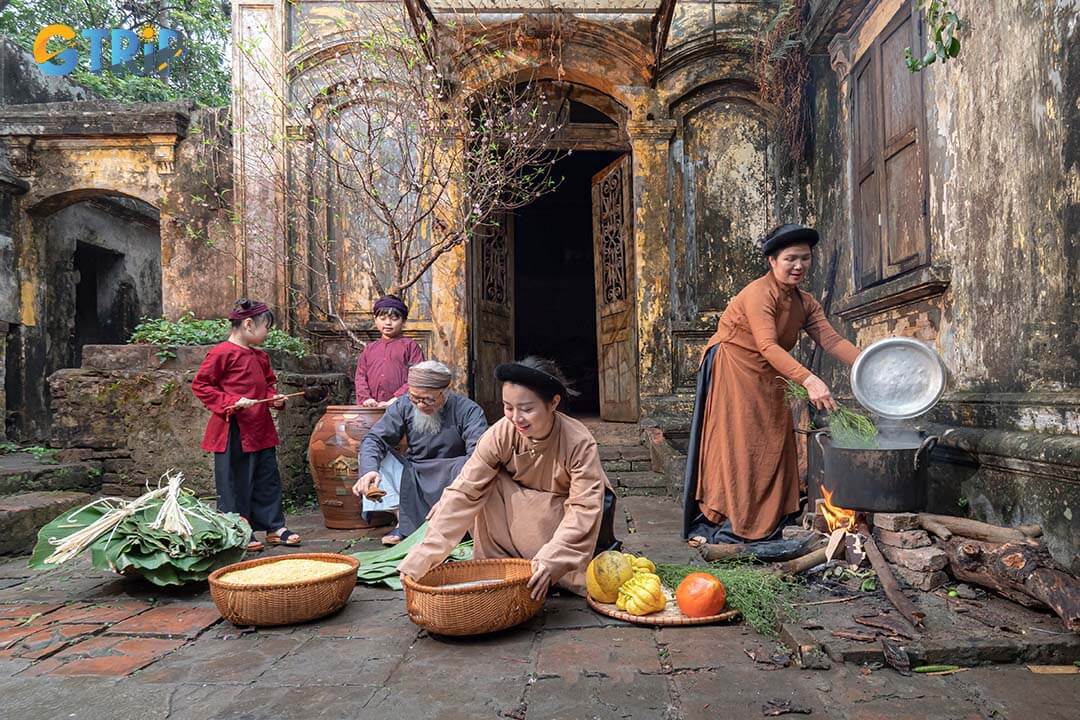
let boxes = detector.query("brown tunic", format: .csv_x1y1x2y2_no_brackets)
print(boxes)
397,412,610,595
697,272,860,539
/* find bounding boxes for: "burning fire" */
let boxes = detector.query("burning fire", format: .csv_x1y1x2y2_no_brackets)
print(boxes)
820,486,857,533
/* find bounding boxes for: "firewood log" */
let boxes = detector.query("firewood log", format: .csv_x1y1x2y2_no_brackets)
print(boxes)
918,514,1040,544
941,538,1080,632
859,522,925,629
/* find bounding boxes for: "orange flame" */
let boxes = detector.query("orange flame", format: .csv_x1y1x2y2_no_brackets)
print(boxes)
820,486,856,533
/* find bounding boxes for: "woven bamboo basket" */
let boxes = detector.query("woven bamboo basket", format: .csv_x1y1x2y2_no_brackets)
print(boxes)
403,558,543,636
208,552,358,627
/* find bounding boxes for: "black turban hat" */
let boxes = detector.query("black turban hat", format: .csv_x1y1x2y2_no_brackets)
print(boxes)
761,224,819,256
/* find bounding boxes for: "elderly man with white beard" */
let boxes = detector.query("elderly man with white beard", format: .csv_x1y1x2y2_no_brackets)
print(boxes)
352,360,488,545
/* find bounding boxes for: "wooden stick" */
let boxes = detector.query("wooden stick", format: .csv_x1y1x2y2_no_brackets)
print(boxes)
918,514,1035,544
859,521,925,629
774,548,827,575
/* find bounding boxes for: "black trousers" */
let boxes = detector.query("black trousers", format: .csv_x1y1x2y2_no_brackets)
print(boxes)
214,419,286,533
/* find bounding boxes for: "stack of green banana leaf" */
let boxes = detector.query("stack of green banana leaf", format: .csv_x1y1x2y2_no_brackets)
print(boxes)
29,476,250,587
351,522,472,590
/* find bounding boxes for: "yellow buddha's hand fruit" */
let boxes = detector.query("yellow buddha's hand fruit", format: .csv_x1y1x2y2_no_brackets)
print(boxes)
586,550,635,603
624,554,656,575
616,572,666,616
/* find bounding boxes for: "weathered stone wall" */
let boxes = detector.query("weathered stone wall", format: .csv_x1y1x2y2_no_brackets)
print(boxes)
48,345,349,500
804,0,1080,565
161,107,238,321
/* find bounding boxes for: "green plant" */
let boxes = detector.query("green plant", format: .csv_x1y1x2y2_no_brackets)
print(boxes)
25,446,59,465
905,0,964,72
0,441,19,455
129,313,309,358
781,378,879,448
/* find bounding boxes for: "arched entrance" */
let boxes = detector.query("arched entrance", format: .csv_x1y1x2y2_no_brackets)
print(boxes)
469,84,640,422
0,101,188,439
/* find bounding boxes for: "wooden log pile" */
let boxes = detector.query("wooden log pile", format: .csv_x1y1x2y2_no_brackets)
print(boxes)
764,506,1080,633
873,512,1080,632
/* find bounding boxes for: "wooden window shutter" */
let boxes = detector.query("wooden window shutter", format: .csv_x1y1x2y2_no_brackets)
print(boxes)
878,11,929,276
853,52,882,289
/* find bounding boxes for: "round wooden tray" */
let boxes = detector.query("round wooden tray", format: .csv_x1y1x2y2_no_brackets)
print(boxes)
586,594,741,627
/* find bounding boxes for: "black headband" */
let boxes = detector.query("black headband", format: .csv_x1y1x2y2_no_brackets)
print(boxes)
494,362,571,399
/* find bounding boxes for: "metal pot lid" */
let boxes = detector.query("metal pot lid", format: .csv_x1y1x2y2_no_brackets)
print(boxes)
851,337,947,420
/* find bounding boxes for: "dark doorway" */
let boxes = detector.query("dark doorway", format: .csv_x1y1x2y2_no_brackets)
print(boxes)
514,150,621,416
73,241,136,366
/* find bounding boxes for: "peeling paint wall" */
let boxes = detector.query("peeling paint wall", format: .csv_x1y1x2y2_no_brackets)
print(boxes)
808,0,1079,426
806,0,1080,565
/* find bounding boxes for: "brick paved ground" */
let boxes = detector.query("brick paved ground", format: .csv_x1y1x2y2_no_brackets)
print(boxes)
0,496,1076,719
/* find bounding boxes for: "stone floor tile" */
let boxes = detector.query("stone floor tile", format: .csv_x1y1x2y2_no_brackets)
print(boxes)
658,624,767,671
525,673,671,720
22,635,187,677
536,626,661,679
260,635,413,687
136,634,307,684
315,597,411,638
107,605,221,638
40,600,152,626
4,622,105,660
0,602,64,620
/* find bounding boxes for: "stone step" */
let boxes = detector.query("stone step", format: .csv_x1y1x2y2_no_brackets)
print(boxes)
599,445,654,474
0,453,103,495
607,471,669,497
0,491,94,555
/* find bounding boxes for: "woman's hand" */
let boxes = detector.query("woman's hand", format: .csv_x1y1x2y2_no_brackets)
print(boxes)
352,471,380,498
233,397,257,409
802,374,838,412
526,559,552,601
361,398,378,408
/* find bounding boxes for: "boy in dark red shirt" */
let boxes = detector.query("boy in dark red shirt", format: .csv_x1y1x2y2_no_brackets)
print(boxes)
192,299,300,552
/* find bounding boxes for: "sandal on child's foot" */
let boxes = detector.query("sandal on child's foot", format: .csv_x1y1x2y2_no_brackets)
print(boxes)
246,536,265,552
380,529,403,546
266,528,302,546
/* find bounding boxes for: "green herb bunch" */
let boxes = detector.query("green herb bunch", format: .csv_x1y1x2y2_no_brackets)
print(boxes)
781,378,878,447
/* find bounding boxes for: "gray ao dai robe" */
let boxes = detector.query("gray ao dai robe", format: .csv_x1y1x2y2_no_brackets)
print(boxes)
358,393,488,537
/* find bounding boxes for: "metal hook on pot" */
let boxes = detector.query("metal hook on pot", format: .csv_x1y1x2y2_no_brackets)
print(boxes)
812,428,830,454
913,435,939,472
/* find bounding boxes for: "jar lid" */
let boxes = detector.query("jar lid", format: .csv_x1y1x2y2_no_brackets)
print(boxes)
851,337,947,420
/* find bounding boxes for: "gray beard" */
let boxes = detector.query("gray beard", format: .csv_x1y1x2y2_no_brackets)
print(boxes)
411,404,445,436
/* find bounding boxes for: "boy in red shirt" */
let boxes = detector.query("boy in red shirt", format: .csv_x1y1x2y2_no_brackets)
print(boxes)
192,299,300,552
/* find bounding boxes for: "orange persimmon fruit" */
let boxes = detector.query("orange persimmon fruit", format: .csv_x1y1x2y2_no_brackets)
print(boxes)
674,572,727,618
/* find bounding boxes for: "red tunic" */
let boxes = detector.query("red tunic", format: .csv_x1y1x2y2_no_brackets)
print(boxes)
192,341,280,453
354,336,425,403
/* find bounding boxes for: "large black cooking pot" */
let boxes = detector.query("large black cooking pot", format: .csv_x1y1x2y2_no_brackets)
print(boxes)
815,431,939,512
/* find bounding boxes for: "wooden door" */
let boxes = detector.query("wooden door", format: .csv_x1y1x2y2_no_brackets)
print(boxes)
591,155,639,422
470,212,515,422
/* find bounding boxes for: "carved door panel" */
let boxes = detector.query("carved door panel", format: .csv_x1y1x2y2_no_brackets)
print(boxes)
591,155,639,422
470,213,515,422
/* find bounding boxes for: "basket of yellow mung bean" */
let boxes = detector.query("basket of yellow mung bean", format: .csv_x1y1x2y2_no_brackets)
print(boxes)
208,553,358,626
